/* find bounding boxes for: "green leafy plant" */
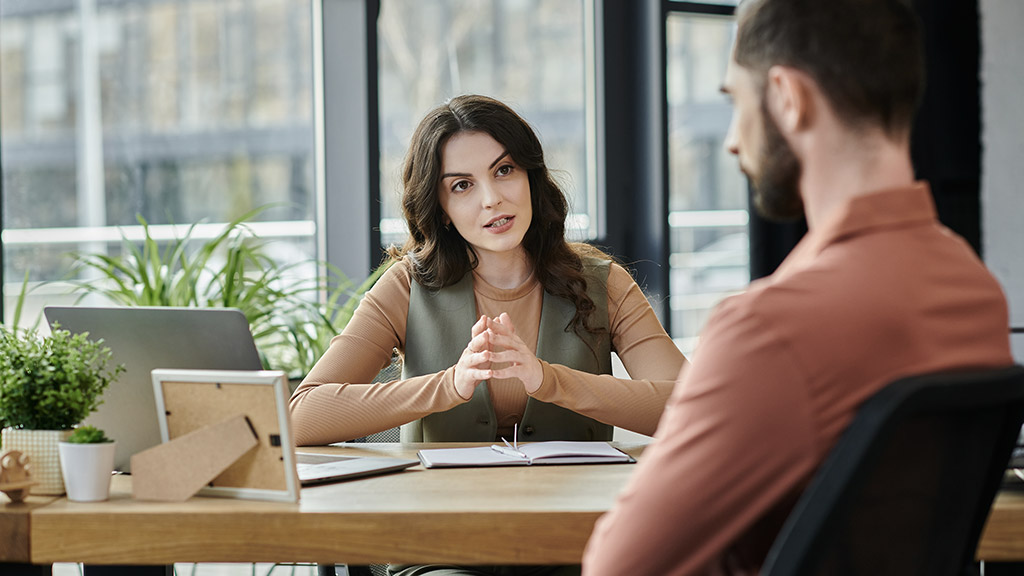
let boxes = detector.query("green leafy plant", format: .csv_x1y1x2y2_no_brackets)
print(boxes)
66,425,112,444
269,261,391,377
0,325,125,430
67,207,389,378
68,206,285,311
10,270,40,331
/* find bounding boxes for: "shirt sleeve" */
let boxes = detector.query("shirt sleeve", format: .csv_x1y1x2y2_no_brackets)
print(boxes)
530,263,687,436
288,262,467,445
582,295,818,576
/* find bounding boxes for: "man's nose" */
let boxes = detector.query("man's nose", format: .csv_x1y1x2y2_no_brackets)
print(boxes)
724,115,739,156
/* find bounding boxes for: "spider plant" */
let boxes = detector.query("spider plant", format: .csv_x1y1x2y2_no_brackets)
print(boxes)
66,207,384,378
266,261,389,377
8,270,42,331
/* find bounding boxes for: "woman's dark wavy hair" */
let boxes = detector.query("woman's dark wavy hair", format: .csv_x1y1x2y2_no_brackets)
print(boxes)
387,94,606,337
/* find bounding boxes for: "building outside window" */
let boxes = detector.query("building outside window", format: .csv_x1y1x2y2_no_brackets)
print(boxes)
665,5,747,352
1,0,316,325
377,0,597,247
2,0,747,358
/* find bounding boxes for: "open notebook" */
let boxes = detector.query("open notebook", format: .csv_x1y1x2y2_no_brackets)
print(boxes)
417,441,635,469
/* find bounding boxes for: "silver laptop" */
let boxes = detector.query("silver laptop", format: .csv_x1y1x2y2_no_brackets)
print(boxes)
295,452,418,486
44,306,264,472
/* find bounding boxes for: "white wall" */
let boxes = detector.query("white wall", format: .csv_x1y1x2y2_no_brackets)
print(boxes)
981,0,1024,362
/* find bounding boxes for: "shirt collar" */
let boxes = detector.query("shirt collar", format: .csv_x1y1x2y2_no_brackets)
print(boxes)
779,182,937,272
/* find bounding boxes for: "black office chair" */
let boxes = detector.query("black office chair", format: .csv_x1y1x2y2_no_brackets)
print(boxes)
760,365,1024,576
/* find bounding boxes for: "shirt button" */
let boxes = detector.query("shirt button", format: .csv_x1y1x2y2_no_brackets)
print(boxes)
523,426,535,435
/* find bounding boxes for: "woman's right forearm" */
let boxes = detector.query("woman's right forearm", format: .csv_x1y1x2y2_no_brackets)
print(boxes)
289,369,467,445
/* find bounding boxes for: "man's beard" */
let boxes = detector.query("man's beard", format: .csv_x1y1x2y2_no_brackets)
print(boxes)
748,99,805,222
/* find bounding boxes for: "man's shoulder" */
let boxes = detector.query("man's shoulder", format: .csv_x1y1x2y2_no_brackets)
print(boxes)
703,260,882,344
717,271,821,318
708,232,1008,354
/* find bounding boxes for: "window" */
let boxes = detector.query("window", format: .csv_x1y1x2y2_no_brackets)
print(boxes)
3,1,743,354
665,5,747,352
376,0,599,247
1,0,316,325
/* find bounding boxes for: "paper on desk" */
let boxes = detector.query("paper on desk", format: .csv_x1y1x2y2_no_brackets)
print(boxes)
417,441,634,469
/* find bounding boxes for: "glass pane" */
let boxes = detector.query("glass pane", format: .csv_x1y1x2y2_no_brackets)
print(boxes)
669,0,738,6
1,0,315,328
666,13,748,353
378,0,593,247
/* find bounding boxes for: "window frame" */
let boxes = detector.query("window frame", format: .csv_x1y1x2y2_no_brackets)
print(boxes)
1,0,743,327
316,0,382,283
599,0,736,333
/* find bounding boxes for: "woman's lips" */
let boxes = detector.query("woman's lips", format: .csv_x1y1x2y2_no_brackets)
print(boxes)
484,215,514,233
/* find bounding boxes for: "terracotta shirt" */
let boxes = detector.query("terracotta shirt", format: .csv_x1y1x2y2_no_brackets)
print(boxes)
583,183,1012,576
289,259,686,445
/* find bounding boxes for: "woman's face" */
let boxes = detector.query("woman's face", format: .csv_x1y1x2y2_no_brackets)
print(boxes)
438,131,533,262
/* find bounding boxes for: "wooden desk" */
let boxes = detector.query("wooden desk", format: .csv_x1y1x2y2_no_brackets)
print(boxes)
0,495,58,563
978,488,1024,562
26,442,645,566
4,442,1023,566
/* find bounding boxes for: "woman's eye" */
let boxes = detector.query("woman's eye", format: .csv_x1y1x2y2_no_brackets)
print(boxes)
452,180,470,193
496,165,513,177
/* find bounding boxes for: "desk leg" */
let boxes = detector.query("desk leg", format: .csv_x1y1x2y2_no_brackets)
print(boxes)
82,566,172,576
982,562,1024,576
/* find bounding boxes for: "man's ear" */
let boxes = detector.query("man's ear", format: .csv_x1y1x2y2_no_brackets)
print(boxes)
765,65,814,134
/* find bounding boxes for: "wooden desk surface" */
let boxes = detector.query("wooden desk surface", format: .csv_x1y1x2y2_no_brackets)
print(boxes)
7,442,1024,565
26,442,647,566
978,487,1024,562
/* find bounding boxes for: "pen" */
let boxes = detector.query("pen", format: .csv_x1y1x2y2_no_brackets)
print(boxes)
491,444,528,459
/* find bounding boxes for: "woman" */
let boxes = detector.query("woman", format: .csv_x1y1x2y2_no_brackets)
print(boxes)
289,93,684,450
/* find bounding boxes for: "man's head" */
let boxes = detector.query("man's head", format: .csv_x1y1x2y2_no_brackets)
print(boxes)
723,0,925,221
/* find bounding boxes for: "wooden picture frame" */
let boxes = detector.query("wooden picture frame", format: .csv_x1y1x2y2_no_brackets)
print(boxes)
150,369,300,502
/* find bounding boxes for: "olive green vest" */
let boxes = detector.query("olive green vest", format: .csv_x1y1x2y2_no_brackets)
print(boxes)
400,258,613,442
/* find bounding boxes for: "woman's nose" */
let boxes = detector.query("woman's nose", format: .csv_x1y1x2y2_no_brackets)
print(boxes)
480,182,502,208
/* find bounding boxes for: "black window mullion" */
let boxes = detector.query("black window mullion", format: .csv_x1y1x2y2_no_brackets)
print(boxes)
602,0,672,329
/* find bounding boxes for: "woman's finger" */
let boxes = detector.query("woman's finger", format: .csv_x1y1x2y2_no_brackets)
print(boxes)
471,315,488,339
485,331,528,353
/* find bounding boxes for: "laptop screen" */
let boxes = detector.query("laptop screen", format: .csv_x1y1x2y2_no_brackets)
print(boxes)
43,306,263,472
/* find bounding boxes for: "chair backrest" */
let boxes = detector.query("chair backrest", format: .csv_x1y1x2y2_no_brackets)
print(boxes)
760,365,1024,576
349,355,402,441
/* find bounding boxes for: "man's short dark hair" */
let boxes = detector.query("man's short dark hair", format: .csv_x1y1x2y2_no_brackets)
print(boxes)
734,0,925,137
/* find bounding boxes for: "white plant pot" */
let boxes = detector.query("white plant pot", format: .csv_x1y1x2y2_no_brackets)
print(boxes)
58,441,116,502
1,428,73,495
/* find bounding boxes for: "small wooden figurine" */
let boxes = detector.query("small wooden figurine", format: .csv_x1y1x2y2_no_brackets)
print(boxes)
0,450,37,503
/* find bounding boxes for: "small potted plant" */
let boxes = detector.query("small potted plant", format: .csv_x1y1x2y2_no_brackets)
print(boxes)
0,325,123,495
58,425,117,502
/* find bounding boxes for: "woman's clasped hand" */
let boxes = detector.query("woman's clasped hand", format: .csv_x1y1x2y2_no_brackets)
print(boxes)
455,313,543,400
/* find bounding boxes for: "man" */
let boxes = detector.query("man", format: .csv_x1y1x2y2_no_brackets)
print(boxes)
582,0,1013,575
